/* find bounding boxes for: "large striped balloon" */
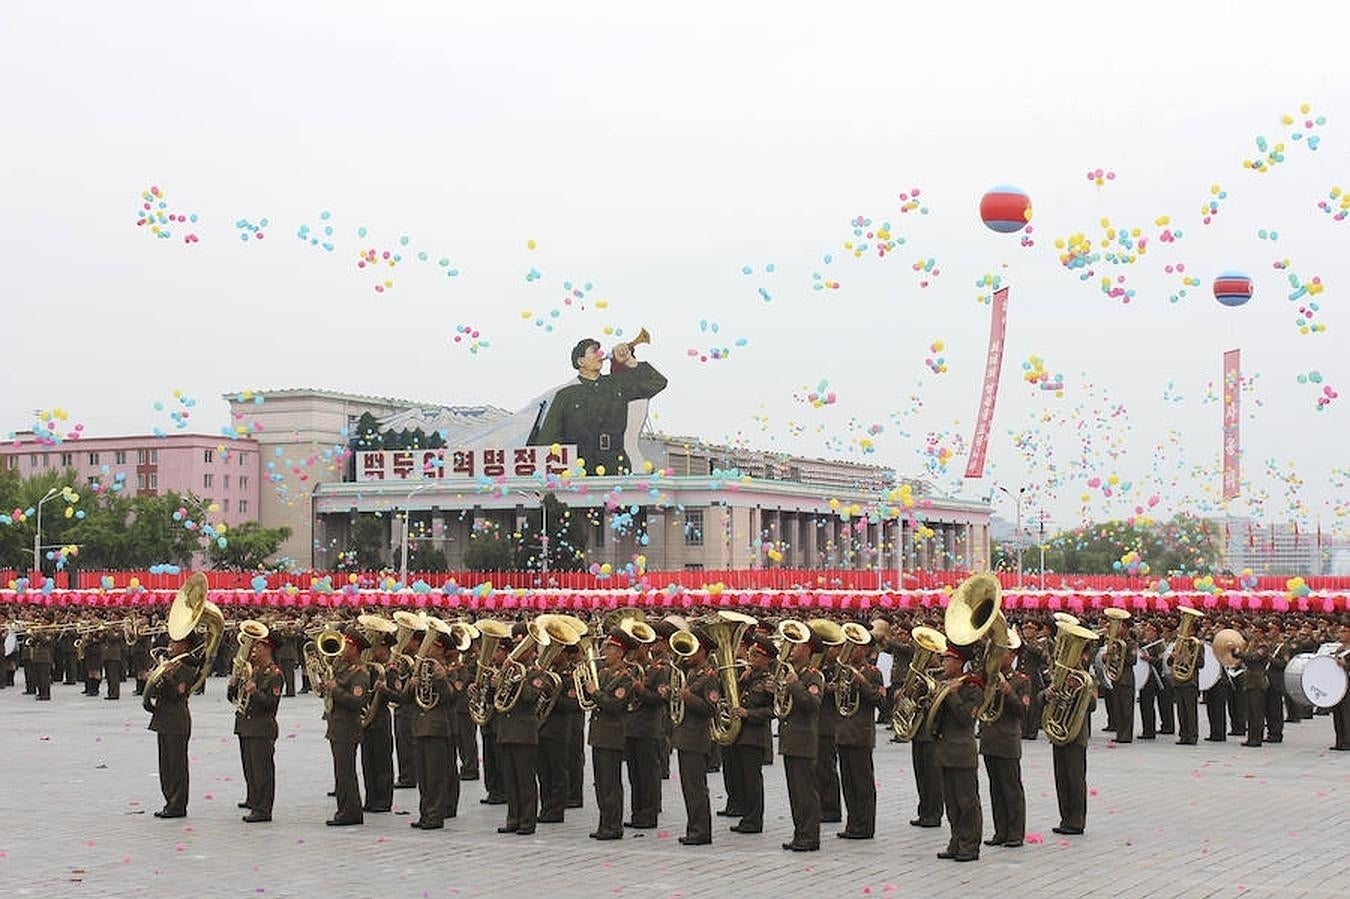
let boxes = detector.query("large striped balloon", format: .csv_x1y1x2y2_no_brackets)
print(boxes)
979,185,1033,233
1213,270,1254,307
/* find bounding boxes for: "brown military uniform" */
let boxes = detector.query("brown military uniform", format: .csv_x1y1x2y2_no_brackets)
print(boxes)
229,663,283,818
624,661,666,828
933,679,984,859
672,662,717,843
588,665,634,838
146,658,195,816
978,671,1029,845
408,660,455,828
325,661,370,824
494,667,542,833
834,663,883,839
730,667,774,832
779,667,824,850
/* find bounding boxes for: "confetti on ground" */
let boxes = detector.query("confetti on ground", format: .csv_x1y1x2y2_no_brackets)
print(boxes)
134,185,198,243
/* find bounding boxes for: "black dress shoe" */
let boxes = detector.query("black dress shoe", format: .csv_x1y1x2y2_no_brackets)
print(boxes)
589,831,622,840
1330,745,1350,751
1266,737,1282,743
1003,840,1023,848
237,802,251,809
678,836,711,845
497,825,520,833
1204,737,1225,742
1241,741,1261,747
460,773,480,781
242,813,272,823
515,827,535,836
393,781,416,790
729,824,762,833
910,818,941,828
1228,730,1244,736
537,815,564,824
415,820,445,829
983,838,1006,847
953,853,979,862
326,818,362,826
326,790,337,797
565,801,584,809
782,842,819,852
153,809,186,819
837,831,873,840
365,806,391,813
821,816,842,824
624,821,657,829
480,797,507,805
936,851,957,859
715,809,741,817
1177,739,1197,745
1052,826,1084,835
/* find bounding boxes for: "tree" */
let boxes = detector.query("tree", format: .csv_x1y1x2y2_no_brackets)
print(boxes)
208,521,293,571
407,544,449,572
513,493,590,571
463,531,515,571
346,515,388,570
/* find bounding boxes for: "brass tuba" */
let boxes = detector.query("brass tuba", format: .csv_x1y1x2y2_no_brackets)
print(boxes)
833,621,873,718
571,618,602,712
1101,607,1132,686
494,619,552,714
771,618,812,718
304,628,346,715
1041,619,1100,745
891,626,948,741
468,619,513,725
144,573,225,713
943,573,1011,723
666,628,700,726
699,611,757,744
532,615,581,721
1167,606,1205,685
232,619,270,715
356,613,398,727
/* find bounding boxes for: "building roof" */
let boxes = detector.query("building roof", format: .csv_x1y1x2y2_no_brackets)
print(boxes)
2,432,260,449
222,387,460,410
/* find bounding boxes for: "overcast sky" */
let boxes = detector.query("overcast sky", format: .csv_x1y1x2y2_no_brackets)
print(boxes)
2,1,1347,536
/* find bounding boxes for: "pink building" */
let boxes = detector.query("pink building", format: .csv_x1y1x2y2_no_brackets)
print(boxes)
1,433,261,527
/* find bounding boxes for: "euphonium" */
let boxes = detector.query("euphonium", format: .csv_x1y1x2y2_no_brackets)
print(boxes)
1167,606,1205,685
978,624,1021,723
357,613,398,727
387,610,424,682
1041,619,1100,746
304,628,346,715
617,617,657,711
834,621,873,718
468,619,513,725
232,619,270,715
573,629,601,712
667,628,700,726
1101,607,1132,686
532,615,581,721
414,617,457,711
697,610,757,744
494,619,552,714
771,618,812,718
891,626,948,741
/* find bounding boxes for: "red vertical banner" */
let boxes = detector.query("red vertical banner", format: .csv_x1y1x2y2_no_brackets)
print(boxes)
965,286,1009,479
1222,349,1241,499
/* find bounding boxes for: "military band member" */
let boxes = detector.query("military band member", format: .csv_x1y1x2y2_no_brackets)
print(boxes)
1017,621,1047,740
1110,629,1137,743
102,625,125,700
564,643,587,810
979,648,1028,848
227,634,283,822
932,650,983,861
1049,645,1095,836
493,625,543,835
83,626,104,696
360,629,397,814
58,619,78,686
624,632,665,829
455,646,480,781
323,630,370,826
585,629,637,840
729,635,774,835
834,639,882,840
1264,622,1291,743
1136,624,1166,739
1156,620,1177,734
815,639,844,825
1237,630,1270,748
672,632,717,845
146,634,198,819
275,623,300,697
407,623,455,830
28,630,54,701
906,652,945,829
779,635,824,852
1331,622,1350,751
538,645,577,823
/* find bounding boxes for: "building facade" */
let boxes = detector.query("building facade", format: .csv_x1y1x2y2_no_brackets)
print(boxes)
1212,516,1344,576
1,433,261,527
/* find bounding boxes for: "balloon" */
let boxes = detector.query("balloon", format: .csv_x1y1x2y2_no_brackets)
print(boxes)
979,185,1033,234
1213,271,1253,307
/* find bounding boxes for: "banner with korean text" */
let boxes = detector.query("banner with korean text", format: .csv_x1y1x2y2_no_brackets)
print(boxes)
355,446,577,482
1222,349,1241,499
964,286,1009,479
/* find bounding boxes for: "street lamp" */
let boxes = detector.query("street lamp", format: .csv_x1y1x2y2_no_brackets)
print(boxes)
33,487,61,579
996,485,1026,588
399,483,432,587
517,490,548,574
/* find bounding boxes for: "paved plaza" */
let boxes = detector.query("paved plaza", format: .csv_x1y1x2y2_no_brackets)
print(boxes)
1,680,1346,899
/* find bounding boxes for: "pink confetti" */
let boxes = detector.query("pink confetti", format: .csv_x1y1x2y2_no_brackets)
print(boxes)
174,843,185,852
1058,839,1070,848
1089,787,1100,797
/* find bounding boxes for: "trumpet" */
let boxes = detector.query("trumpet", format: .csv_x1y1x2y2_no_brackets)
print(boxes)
833,621,873,718
667,629,700,726
771,619,812,718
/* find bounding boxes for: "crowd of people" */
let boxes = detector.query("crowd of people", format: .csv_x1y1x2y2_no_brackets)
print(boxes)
4,591,1347,862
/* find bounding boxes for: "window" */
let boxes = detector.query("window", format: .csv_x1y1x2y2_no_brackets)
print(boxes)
684,509,704,546
223,474,230,490
137,473,147,490
239,500,248,516
88,452,100,465
137,449,148,464
115,450,127,465
4,456,16,471
204,449,214,463
148,473,157,489
239,476,249,490
151,449,158,463
222,499,229,513
60,452,73,467
42,454,50,468
238,452,247,466
204,473,214,489
29,454,38,467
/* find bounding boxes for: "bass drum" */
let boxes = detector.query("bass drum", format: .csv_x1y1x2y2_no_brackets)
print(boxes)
1163,642,1220,690
3,630,17,656
1284,653,1348,709
1132,657,1152,690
